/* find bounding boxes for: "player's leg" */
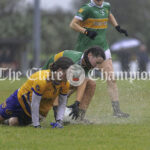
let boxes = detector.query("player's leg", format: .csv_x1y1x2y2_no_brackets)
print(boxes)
53,97,59,121
0,90,32,126
99,58,119,101
17,111,31,126
98,50,129,117
0,115,5,123
0,116,19,126
0,101,18,126
9,117,19,126
0,99,13,125
0,99,20,125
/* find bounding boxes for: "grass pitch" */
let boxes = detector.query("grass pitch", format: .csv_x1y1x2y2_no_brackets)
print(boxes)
0,79,150,150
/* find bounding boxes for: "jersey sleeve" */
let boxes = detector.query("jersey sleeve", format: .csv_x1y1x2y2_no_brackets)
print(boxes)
75,5,89,21
108,3,111,14
60,81,70,96
105,2,111,14
32,79,46,96
54,51,64,61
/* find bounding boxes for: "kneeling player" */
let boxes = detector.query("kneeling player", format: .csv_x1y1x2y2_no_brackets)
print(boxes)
0,57,74,128
42,46,106,123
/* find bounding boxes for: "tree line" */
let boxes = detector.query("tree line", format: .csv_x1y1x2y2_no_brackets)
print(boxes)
0,0,150,59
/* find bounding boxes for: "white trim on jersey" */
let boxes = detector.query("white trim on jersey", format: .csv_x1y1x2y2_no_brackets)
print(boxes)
105,49,112,60
90,0,104,8
75,15,83,21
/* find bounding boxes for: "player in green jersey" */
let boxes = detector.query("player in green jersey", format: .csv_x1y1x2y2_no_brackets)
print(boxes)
42,46,106,122
70,0,129,118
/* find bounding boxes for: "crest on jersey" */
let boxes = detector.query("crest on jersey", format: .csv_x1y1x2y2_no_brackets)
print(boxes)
36,85,40,91
99,9,105,16
78,8,84,13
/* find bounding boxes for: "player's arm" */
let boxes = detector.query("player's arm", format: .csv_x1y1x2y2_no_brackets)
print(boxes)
57,94,67,121
109,13,128,36
31,80,45,128
108,13,118,27
51,94,67,128
70,17,97,39
76,79,87,103
51,82,69,128
68,79,87,120
70,17,86,34
31,92,42,128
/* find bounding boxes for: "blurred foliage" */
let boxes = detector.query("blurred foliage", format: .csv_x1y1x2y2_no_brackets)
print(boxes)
41,10,77,55
0,0,78,61
0,0,150,60
0,0,19,15
0,0,33,40
107,0,150,46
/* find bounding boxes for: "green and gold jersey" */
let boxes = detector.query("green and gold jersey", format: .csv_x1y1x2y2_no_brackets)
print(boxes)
75,1,111,52
42,50,90,75
42,50,82,69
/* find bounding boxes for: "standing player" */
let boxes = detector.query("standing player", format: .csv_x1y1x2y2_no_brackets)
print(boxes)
42,46,105,122
0,57,74,128
70,0,129,117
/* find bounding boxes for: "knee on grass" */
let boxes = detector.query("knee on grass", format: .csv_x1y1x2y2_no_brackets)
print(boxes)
9,117,19,126
0,115,5,123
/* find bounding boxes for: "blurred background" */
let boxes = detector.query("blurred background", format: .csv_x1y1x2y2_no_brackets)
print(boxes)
0,0,150,75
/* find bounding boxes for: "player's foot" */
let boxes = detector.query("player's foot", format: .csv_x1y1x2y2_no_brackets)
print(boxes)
2,119,9,125
113,111,130,118
112,101,130,118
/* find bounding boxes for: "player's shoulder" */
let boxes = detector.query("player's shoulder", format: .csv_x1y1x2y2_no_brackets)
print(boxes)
30,70,50,85
31,70,50,94
103,2,111,8
78,3,91,12
64,50,82,55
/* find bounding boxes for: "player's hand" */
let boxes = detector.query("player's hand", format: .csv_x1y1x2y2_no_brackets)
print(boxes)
50,120,63,128
84,29,98,40
68,101,80,120
115,25,128,36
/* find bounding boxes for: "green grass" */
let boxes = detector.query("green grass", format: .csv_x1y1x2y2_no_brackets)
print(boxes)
0,79,150,150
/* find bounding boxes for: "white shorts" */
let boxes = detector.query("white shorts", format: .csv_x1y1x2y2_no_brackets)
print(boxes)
105,49,112,60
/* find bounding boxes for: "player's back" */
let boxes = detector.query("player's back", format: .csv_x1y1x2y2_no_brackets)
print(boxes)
42,50,83,70
63,50,83,63
17,70,70,117
17,70,50,102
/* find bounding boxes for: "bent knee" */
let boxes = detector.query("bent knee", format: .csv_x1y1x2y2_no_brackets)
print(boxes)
9,117,19,126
